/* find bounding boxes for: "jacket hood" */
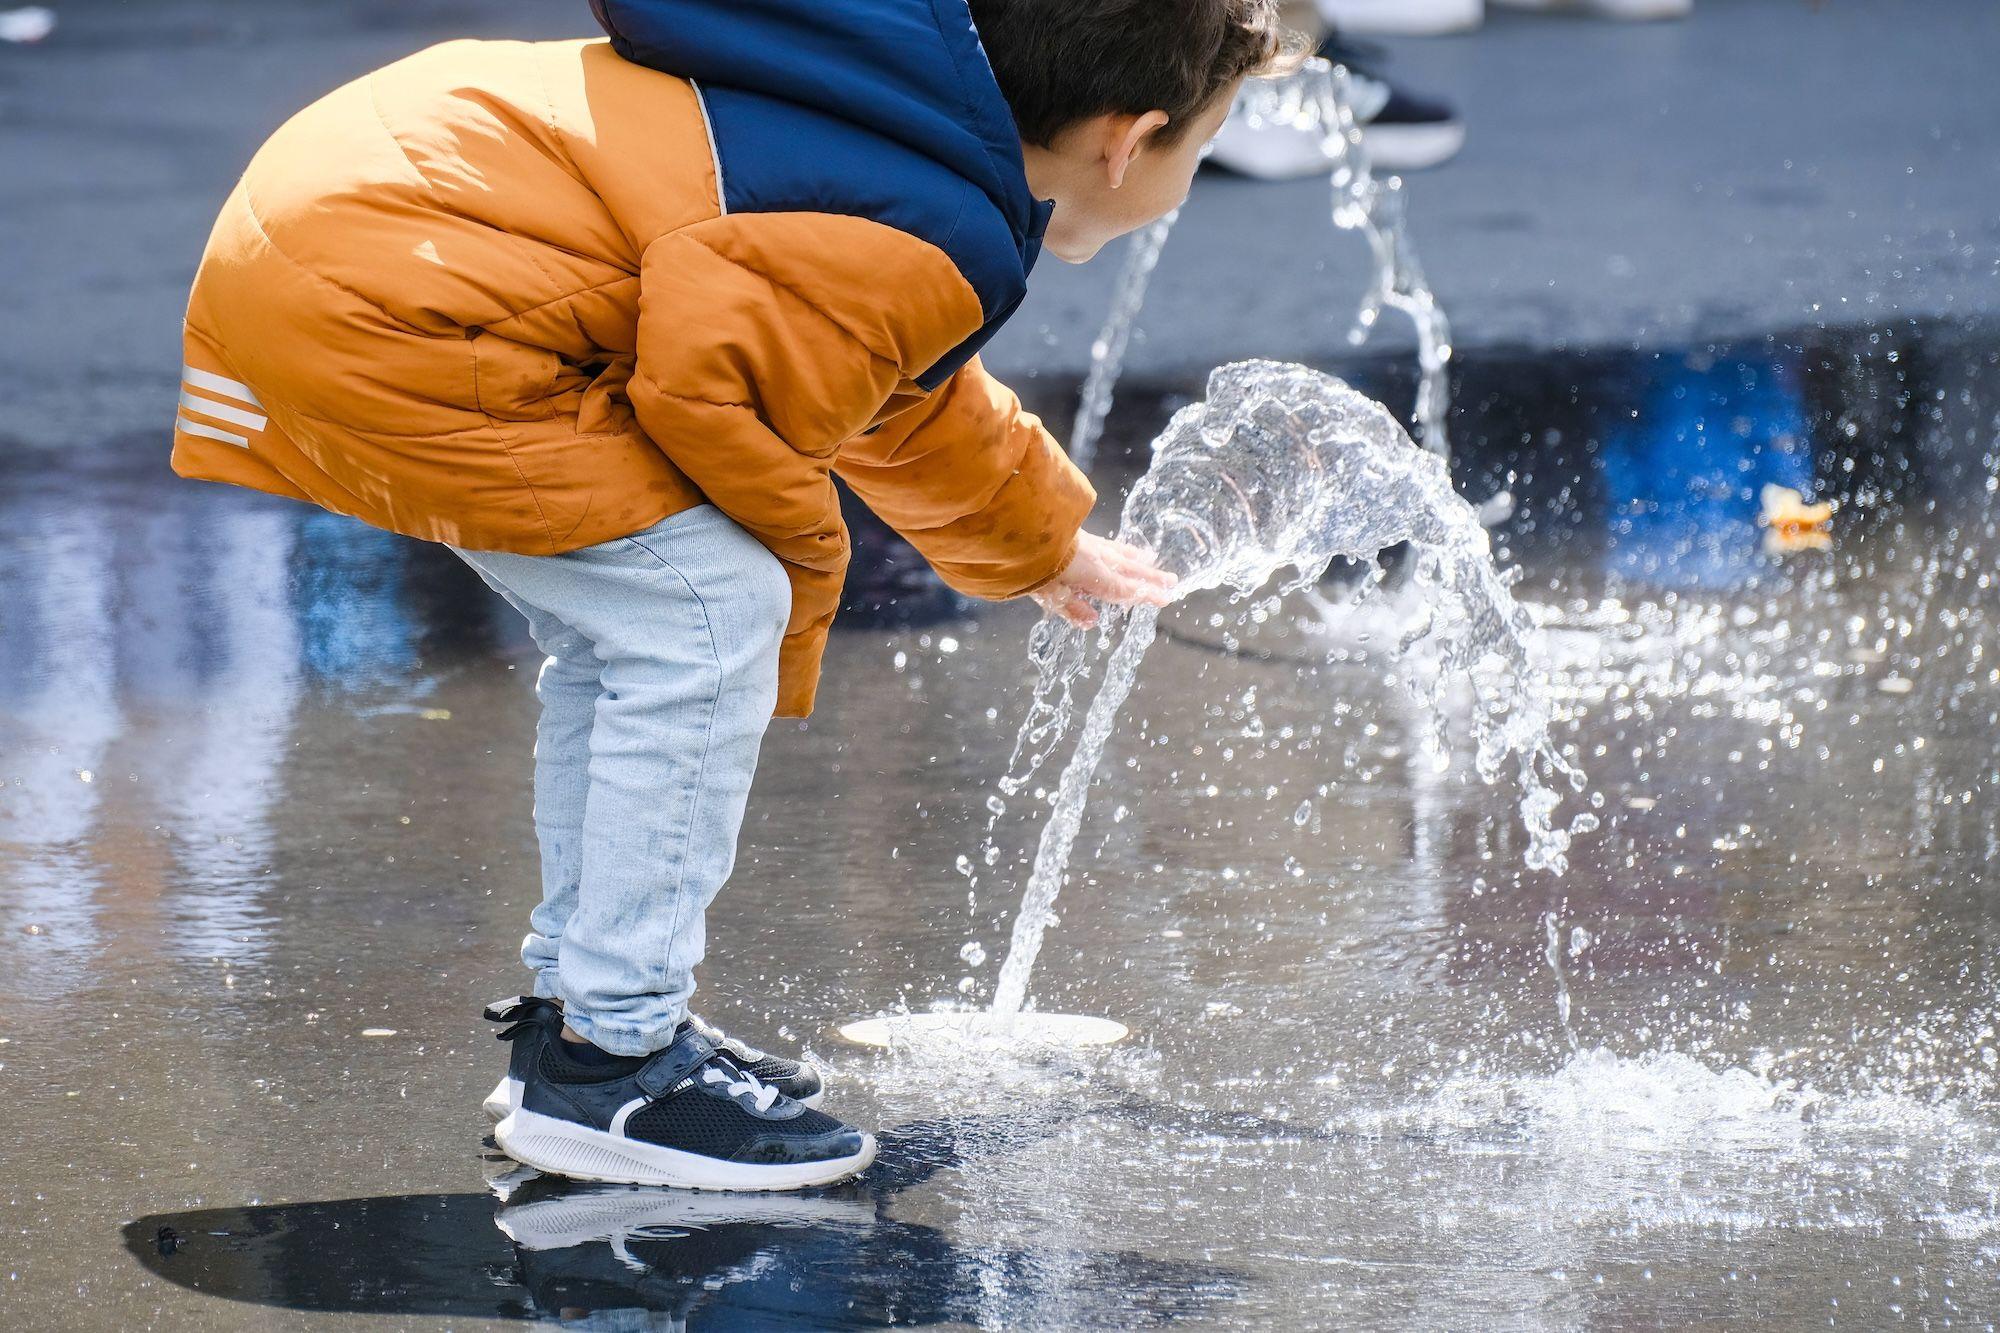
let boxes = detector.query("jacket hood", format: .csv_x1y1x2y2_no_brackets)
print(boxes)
589,0,1049,260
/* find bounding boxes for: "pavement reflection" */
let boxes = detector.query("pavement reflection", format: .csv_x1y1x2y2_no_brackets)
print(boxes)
127,1115,1241,1327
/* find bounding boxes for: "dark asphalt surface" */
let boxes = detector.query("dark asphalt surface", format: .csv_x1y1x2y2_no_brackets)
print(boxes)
2,0,1996,453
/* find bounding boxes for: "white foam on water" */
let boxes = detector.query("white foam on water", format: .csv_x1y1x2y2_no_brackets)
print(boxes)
834,1000,1162,1117
840,1011,1129,1050
1409,1049,1833,1150
1330,1047,2000,1235
1066,211,1176,472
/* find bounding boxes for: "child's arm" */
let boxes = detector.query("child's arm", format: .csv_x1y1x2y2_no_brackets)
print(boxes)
628,212,1108,643
832,357,1095,601
627,211,966,700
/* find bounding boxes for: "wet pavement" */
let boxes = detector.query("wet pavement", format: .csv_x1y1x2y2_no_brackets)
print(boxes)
4,337,2000,1327
5,0,2000,1325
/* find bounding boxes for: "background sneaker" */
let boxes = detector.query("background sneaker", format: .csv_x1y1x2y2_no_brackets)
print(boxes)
1206,43,1465,181
1332,40,1468,172
1205,99,1339,181
1317,0,1484,36
496,1028,874,1190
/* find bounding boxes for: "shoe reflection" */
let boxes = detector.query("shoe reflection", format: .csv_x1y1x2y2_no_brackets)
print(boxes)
125,1118,1236,1327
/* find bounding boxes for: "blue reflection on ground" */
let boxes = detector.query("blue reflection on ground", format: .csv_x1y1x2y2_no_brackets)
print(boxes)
1597,353,1816,589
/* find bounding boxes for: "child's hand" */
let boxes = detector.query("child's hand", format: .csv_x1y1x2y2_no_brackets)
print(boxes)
1029,531,1177,627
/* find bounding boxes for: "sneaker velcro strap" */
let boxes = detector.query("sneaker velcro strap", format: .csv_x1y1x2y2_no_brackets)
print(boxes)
482,996,530,1023
634,1029,719,1100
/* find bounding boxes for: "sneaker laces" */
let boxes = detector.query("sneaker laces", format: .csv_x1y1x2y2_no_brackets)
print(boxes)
701,1060,780,1112
687,1013,767,1061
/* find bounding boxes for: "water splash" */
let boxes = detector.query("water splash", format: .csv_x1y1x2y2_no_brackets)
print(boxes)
990,362,1593,1016
988,605,1161,1016
1066,211,1177,472
1064,56,1453,471
1543,910,1580,1054
1306,60,1455,455
1383,1045,1994,1196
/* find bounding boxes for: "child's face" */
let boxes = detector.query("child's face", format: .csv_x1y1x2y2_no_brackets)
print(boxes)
1024,80,1245,264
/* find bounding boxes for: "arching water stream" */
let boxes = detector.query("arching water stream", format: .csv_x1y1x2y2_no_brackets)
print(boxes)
1065,57,1453,472
990,362,1591,1016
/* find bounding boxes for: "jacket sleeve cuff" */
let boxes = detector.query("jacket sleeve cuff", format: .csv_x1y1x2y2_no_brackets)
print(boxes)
1017,531,1081,597
928,438,1096,599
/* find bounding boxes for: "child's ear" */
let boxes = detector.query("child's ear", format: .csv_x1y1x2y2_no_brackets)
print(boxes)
1105,110,1172,189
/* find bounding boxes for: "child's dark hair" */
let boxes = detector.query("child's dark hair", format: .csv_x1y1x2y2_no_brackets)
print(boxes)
969,0,1299,148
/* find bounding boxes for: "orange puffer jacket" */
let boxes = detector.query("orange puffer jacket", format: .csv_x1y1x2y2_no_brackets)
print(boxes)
172,35,1093,716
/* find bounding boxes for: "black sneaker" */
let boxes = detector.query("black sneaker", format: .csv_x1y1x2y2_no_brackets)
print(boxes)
1324,37,1466,172
686,1014,825,1109
495,1026,875,1190
1205,44,1463,181
482,995,565,1121
482,999,825,1119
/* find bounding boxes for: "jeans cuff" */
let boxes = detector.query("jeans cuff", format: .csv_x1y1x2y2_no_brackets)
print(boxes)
560,1010,685,1057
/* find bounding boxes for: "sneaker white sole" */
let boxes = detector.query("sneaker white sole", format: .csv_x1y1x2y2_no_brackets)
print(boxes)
495,1107,875,1191
1206,119,1334,182
483,1076,522,1122
1360,120,1468,172
484,1073,822,1121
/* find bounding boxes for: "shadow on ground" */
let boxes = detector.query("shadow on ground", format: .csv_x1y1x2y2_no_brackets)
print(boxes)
124,1111,1245,1326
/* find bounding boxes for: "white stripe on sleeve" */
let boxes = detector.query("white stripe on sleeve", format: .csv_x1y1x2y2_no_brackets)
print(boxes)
175,415,250,448
181,365,263,408
178,389,267,433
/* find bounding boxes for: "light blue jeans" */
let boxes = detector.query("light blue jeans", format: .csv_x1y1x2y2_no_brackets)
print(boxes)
451,506,790,1055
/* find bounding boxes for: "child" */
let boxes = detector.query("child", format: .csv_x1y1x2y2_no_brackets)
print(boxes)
170,0,1290,1190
